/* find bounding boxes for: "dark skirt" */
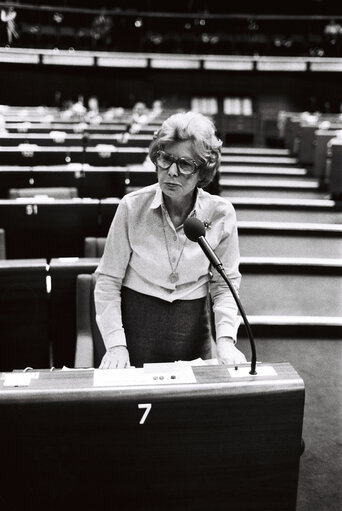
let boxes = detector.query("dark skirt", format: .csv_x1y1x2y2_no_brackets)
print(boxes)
121,286,212,367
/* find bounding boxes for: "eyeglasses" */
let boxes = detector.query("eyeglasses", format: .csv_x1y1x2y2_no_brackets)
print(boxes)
155,150,199,176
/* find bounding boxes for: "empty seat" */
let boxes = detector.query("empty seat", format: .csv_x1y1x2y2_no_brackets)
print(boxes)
74,273,105,368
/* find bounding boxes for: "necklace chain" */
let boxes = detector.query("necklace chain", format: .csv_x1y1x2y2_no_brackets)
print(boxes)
162,208,187,283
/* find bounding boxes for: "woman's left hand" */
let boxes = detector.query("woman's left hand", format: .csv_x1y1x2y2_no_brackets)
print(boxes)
216,337,247,365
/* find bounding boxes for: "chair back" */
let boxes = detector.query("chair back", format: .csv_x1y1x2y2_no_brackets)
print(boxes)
75,273,106,368
84,236,106,257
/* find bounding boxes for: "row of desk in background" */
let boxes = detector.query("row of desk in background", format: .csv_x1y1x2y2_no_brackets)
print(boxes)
1,197,342,259
0,133,153,147
281,111,342,198
0,146,149,166
3,123,159,134
0,165,155,198
2,117,342,199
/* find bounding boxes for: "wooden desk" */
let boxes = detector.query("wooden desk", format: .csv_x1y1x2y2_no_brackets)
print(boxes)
0,198,100,259
0,362,304,511
0,146,149,166
0,165,155,199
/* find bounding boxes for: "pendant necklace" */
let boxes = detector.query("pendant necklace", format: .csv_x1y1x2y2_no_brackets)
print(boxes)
162,210,187,284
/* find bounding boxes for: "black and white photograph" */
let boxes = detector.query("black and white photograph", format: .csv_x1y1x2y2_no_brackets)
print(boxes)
0,1,341,510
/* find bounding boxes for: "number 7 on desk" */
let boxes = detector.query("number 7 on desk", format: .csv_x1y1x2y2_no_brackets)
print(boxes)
138,403,152,425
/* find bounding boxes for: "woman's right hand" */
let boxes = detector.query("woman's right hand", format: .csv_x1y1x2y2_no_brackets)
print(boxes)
99,346,131,369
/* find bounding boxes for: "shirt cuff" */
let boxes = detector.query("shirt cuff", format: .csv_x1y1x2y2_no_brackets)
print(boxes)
216,317,241,343
103,329,127,350
217,336,235,344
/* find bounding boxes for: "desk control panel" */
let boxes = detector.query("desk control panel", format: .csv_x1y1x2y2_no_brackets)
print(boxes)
0,361,295,391
93,365,197,387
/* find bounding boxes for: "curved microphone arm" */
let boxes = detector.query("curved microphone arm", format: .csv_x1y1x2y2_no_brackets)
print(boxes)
215,263,257,375
183,216,257,375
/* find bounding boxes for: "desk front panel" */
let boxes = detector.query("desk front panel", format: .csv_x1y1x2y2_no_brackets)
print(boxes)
0,363,304,511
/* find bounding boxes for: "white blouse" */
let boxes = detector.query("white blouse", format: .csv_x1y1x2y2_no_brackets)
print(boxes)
95,183,241,349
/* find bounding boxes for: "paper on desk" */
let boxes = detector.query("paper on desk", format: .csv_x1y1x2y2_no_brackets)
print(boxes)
61,366,92,371
228,365,277,378
175,358,219,366
2,372,39,387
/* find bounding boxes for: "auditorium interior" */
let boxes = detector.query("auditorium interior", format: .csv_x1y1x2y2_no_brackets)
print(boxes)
0,1,341,510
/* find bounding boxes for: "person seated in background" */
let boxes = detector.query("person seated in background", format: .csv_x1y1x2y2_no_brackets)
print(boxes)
61,95,88,122
119,101,149,143
90,8,113,50
147,99,164,121
102,106,125,121
1,4,19,46
324,18,342,56
95,111,247,369
71,95,87,118
85,95,102,124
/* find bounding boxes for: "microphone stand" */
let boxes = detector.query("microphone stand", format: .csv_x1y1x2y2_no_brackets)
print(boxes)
215,262,257,375
183,217,257,375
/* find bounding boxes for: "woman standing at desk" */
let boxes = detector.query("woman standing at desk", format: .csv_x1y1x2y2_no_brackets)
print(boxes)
95,111,247,368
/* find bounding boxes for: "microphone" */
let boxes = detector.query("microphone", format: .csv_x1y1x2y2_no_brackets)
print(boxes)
184,217,223,270
184,217,257,375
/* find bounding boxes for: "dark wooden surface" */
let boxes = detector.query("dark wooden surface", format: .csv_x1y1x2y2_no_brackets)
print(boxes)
0,199,101,258
0,362,304,511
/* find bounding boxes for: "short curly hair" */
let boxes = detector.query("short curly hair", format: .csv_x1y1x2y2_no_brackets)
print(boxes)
149,111,222,188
